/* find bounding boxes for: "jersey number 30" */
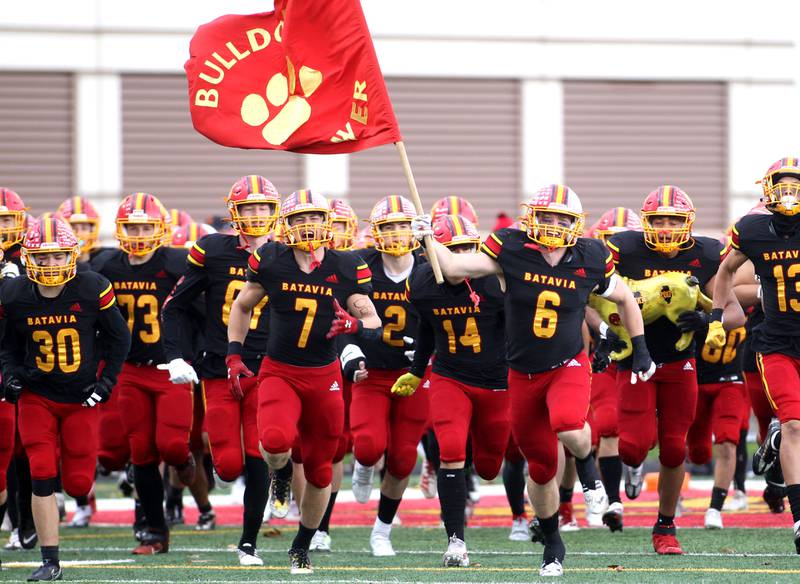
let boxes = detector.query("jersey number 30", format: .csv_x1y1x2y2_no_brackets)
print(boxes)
33,328,81,373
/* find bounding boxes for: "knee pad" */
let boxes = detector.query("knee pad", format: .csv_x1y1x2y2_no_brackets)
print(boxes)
63,474,93,499
436,431,466,464
386,447,417,480
619,438,648,467
658,437,687,469
474,455,502,481
304,462,332,489
353,435,381,467
528,459,557,485
214,455,243,483
160,439,190,467
687,444,711,466
32,477,58,497
261,428,291,455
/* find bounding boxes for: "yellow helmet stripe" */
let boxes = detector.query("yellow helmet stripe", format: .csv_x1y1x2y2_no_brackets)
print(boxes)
615,207,626,227
135,192,147,211
44,218,53,242
249,175,259,195
452,216,464,236
74,196,82,215
449,197,459,215
554,185,565,205
390,196,400,214
661,186,672,208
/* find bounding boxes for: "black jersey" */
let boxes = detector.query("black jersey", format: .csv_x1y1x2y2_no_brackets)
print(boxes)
696,325,745,384
740,304,764,373
0,272,131,403
92,247,188,365
407,263,507,389
732,214,800,357
481,229,613,374
353,248,421,371
163,233,269,378
247,242,372,367
607,230,723,366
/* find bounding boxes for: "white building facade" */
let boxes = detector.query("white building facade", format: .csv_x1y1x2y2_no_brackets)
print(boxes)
0,0,797,235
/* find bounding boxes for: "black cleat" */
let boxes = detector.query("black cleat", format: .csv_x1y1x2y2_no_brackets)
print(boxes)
19,525,38,550
763,484,786,514
602,502,624,532
165,503,184,526
269,472,292,519
27,561,62,581
196,510,216,531
528,517,545,545
753,419,781,475
288,547,313,574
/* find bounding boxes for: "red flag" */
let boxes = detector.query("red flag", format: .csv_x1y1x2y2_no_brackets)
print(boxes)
185,0,402,154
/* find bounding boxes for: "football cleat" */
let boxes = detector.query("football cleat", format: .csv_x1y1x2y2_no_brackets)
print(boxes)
443,535,469,567
652,525,683,555
268,471,292,519
352,460,375,504
237,543,264,566
288,547,313,574
794,520,800,554
540,539,566,577
529,517,545,544
723,489,748,512
309,530,331,552
509,517,530,541
763,484,786,514
624,464,644,499
132,531,169,555
539,558,564,577
20,524,38,550
5,528,21,550
583,481,609,520
55,493,66,522
196,510,216,531
370,527,396,557
468,472,481,504
68,505,93,528
704,508,723,530
419,459,437,499
602,501,624,532
753,419,782,475
165,504,184,526
26,560,62,582
558,502,579,532
133,500,147,542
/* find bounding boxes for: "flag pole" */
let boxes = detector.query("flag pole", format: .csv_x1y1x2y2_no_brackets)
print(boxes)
395,141,444,284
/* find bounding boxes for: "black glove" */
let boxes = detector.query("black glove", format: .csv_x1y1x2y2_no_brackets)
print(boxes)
592,329,627,373
676,310,710,333
630,335,656,383
2,374,23,404
82,377,113,408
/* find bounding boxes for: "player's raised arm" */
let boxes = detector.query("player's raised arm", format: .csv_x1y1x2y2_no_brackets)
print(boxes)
706,248,749,347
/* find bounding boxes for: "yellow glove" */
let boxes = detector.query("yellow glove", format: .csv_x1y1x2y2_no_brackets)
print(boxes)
391,373,422,397
705,320,726,349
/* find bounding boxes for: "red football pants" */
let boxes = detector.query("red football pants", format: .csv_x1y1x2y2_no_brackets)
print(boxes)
744,370,776,441
334,379,354,463
257,357,343,489
756,353,800,425
617,359,697,469
18,392,98,497
504,434,524,464
350,368,429,480
97,387,131,471
117,363,193,467
429,373,510,480
190,385,206,453
508,352,591,485
0,401,15,491
686,381,746,465
589,363,619,441
202,376,259,481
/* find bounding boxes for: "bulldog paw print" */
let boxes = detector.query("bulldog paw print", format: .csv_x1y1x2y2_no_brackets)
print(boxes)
240,58,323,146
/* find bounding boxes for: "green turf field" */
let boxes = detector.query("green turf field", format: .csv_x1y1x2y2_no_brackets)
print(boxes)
2,526,798,583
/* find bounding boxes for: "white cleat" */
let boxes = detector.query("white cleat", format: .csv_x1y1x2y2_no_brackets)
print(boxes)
704,508,723,530
443,535,469,567
509,517,530,541
370,525,396,557
584,481,609,519
723,489,748,512
352,460,375,504
624,464,644,499
540,559,564,577
309,530,331,552
419,459,438,499
68,504,93,528
237,544,264,566
5,528,21,550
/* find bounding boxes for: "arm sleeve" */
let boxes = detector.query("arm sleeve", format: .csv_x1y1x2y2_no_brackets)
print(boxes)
162,265,210,361
409,315,435,379
0,315,24,380
96,283,132,385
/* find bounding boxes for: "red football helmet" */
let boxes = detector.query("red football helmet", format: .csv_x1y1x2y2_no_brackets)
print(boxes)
0,188,29,250
370,195,419,256
430,196,479,228
169,208,193,228
329,198,358,251
592,207,642,242
355,226,375,249
58,196,100,254
760,157,800,216
226,175,281,236
22,217,80,286
171,222,216,249
115,193,171,256
433,214,481,251
640,185,695,253
280,190,332,252
522,184,585,248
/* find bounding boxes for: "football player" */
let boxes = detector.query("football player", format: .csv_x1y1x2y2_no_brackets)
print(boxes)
329,199,358,251
162,175,278,565
430,196,479,228
347,195,428,557
0,218,130,581
169,208,194,229
418,184,654,576
170,222,215,249
394,213,508,567
707,158,800,552
227,189,381,574
586,206,643,531
56,196,106,266
606,185,743,554
92,193,196,554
